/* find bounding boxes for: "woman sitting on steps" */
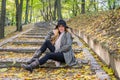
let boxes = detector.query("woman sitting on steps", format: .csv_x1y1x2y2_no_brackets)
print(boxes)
21,19,78,73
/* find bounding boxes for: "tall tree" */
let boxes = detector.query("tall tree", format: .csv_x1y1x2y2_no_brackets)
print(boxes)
72,0,78,16
81,0,85,14
93,0,98,11
56,0,62,20
30,0,33,22
53,0,57,20
86,0,98,12
25,0,29,24
48,0,52,21
0,0,6,39
40,0,48,21
15,0,23,31
108,0,116,10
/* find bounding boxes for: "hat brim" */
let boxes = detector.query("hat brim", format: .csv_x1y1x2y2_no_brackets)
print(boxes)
55,25,69,29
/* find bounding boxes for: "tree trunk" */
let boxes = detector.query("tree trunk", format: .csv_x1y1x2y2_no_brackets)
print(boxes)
30,0,33,22
0,0,6,39
11,15,15,25
46,0,49,21
48,0,52,21
72,1,75,16
25,0,29,24
53,0,57,20
15,0,19,31
108,0,116,10
56,0,62,20
72,0,78,16
41,0,47,21
15,0,23,31
46,6,49,21
19,0,23,31
112,0,116,9
93,0,98,11
81,0,85,14
108,0,112,10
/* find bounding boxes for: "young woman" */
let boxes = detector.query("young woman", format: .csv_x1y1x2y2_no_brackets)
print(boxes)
21,20,77,73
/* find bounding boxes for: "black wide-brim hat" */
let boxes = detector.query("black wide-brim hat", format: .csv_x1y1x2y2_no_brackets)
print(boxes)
55,19,69,29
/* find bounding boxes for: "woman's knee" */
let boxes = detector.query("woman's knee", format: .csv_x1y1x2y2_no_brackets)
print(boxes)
45,53,51,58
45,53,54,59
45,40,51,44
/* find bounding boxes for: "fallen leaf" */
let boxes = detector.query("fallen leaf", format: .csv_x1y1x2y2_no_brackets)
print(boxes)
0,68,8,72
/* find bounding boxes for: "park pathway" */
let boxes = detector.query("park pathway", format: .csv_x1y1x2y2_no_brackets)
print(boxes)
0,22,112,80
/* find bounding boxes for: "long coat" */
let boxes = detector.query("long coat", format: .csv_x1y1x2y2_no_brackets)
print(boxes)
46,31,77,66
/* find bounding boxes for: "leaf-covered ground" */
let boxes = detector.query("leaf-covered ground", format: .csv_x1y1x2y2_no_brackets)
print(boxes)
0,41,117,80
0,48,117,80
0,67,96,80
68,9,120,55
0,51,98,80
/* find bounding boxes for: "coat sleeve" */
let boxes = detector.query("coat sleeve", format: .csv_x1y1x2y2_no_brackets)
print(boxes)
45,31,54,40
56,32,73,53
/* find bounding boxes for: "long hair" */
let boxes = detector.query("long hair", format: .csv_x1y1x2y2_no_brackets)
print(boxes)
51,29,59,45
51,27,73,45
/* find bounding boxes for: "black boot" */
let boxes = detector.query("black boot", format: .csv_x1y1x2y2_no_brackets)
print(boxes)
21,59,40,73
27,50,42,64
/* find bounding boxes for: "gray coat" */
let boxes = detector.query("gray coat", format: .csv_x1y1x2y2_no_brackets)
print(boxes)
46,31,77,66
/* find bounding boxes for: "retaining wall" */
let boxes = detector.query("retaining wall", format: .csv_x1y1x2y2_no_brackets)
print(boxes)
73,29,120,79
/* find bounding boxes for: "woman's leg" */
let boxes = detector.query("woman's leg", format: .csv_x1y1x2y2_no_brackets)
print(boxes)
22,52,65,73
33,40,55,58
40,40,55,53
27,40,55,64
39,52,65,65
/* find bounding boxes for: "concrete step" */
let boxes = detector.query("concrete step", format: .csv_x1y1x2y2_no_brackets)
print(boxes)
27,30,49,33
30,29,52,31
23,33,47,36
12,40,44,45
19,35,46,39
1,43,40,48
12,40,77,45
0,58,82,68
0,47,82,53
32,27,53,30
0,47,38,53
14,38,45,41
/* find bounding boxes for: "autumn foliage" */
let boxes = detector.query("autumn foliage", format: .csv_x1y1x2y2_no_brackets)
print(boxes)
68,9,120,55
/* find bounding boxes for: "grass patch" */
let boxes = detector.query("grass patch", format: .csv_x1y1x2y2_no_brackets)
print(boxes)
0,24,33,43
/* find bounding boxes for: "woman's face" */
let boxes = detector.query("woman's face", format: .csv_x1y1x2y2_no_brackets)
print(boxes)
58,25,65,33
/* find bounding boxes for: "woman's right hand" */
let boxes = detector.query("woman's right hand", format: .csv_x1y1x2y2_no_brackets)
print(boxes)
53,29,58,36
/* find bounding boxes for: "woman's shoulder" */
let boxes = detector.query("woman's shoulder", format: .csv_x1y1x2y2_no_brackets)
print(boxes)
65,31,71,35
65,31,72,37
65,30,74,39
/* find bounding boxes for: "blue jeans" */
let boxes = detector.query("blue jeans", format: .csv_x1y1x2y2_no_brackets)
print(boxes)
39,40,65,65
40,40,55,53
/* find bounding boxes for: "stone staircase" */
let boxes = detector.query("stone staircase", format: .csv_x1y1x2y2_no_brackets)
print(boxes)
0,25,81,66
0,24,111,79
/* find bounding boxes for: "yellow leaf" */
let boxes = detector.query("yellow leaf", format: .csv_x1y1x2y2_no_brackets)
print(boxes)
84,65,90,70
12,60,16,65
24,77,32,80
17,73,24,78
0,68,8,72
